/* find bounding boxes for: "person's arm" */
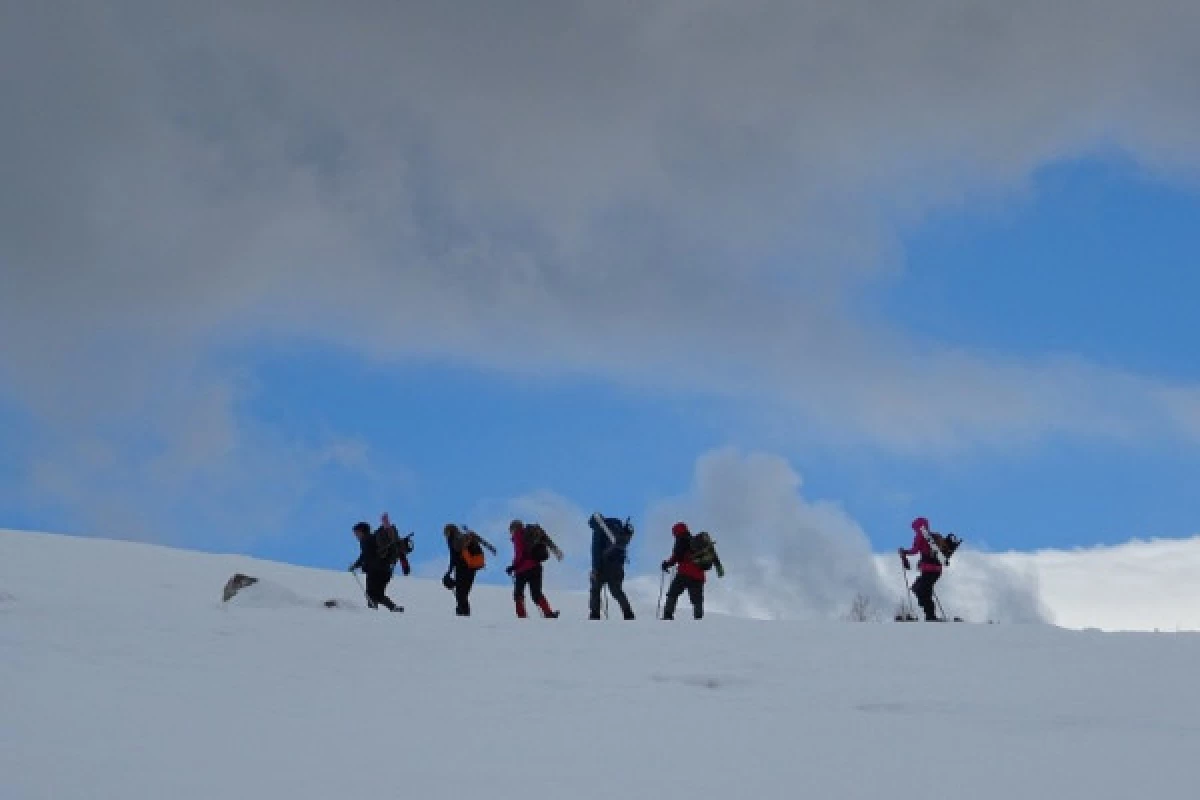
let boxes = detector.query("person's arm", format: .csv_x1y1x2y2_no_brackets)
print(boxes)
509,531,525,573
591,530,604,572
662,535,686,570
350,537,371,571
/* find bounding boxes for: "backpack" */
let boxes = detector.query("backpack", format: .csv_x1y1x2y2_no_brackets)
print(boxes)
590,514,634,561
929,532,962,564
461,534,486,570
523,523,562,563
377,525,414,564
689,532,718,571
525,523,551,563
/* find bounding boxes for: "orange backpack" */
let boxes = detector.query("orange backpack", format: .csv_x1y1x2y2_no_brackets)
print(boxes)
461,535,486,570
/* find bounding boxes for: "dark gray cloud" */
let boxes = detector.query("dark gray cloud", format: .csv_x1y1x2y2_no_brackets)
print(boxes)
3,1,1200,463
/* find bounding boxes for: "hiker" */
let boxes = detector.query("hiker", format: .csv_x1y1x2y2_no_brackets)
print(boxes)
442,524,496,617
898,516,960,621
505,519,561,618
348,513,411,612
588,513,635,620
660,522,724,620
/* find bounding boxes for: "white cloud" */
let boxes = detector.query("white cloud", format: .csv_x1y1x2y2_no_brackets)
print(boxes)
985,537,1200,631
4,3,1200,537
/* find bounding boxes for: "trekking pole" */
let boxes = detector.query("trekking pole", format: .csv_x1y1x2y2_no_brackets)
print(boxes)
656,569,667,620
898,561,913,620
603,586,610,619
351,570,367,605
933,588,948,622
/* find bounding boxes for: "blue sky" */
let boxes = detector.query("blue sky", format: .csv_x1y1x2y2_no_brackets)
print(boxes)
13,153,1196,578
3,3,1200,599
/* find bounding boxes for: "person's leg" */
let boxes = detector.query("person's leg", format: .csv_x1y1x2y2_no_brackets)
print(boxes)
912,573,938,620
662,573,686,620
687,578,704,619
607,566,635,620
454,566,475,616
367,569,401,612
530,566,558,618
588,570,603,619
513,570,530,618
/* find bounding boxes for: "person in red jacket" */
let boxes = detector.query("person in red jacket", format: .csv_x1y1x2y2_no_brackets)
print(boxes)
660,522,716,620
505,519,560,619
899,516,944,621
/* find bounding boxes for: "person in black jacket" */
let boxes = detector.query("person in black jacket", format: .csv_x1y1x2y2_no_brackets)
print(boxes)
442,524,495,617
348,519,405,612
588,513,635,620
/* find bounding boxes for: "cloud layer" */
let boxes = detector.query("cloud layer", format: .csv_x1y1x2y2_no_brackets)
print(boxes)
4,2,1200,538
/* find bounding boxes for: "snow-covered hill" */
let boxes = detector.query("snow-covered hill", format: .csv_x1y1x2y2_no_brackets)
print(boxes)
3,528,1200,800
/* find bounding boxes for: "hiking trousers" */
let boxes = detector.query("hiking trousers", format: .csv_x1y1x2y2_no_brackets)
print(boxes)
589,564,634,619
663,573,704,619
365,567,400,611
911,571,941,620
513,565,546,604
453,565,477,616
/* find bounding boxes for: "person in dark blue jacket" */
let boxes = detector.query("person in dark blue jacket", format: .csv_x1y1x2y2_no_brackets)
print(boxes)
348,520,404,612
588,513,635,620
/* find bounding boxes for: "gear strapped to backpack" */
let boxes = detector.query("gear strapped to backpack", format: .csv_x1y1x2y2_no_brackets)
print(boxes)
689,531,719,571
929,532,962,564
524,523,562,563
376,525,414,564
590,513,634,561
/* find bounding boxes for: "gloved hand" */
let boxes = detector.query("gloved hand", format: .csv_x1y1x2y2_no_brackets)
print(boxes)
505,565,515,576
661,560,671,572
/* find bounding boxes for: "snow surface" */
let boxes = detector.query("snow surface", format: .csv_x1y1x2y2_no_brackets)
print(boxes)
4,528,1200,800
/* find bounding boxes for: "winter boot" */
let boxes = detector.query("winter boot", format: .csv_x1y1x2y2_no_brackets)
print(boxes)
515,598,528,619
623,610,635,620
589,612,602,620
536,597,560,619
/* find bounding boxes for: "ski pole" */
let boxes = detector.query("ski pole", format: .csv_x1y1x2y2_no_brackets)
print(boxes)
898,561,914,620
351,570,368,605
933,588,948,622
603,586,610,619
656,569,667,620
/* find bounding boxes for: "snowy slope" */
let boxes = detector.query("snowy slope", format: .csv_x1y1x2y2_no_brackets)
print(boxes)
4,529,1200,800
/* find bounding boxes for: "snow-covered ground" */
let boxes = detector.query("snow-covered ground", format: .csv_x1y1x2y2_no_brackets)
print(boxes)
4,528,1200,800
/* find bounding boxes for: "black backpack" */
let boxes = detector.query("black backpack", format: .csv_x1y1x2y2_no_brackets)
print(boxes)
525,523,550,562
376,525,414,564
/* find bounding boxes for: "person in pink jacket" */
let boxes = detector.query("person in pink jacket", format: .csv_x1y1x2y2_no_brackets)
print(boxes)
899,516,945,621
505,519,560,619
